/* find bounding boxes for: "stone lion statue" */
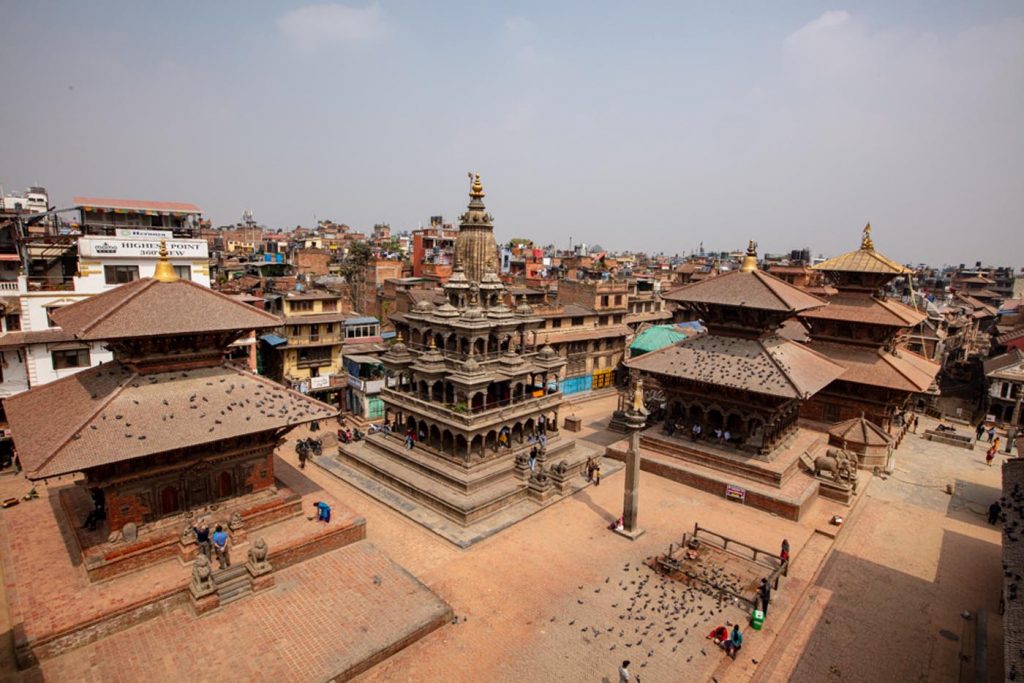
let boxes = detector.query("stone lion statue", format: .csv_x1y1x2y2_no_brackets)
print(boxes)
554,460,570,476
191,554,214,594
248,537,268,565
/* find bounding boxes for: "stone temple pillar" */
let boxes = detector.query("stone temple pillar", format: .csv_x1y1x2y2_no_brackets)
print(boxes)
616,378,647,541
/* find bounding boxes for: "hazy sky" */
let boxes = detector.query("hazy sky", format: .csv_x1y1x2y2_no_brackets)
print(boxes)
1,2,1021,266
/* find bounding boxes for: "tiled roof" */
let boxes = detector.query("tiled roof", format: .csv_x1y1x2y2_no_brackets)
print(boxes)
626,333,845,399
997,327,1024,345
51,277,283,341
72,196,201,213
828,416,893,447
800,294,926,327
984,348,1024,379
540,324,632,345
812,247,909,275
5,362,337,479
0,328,78,348
664,268,827,313
538,303,598,319
811,342,939,392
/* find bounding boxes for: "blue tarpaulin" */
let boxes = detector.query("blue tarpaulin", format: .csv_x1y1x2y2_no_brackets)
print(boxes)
259,334,287,346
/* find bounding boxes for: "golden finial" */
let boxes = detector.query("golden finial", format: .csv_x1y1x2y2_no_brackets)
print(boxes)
428,334,437,350
739,240,759,273
860,222,874,251
468,172,485,199
152,239,179,282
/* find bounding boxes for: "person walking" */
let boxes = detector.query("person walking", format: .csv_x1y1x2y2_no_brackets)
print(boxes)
192,520,212,560
988,426,996,443
211,525,230,569
780,538,790,576
594,462,602,486
758,578,771,617
987,444,997,466
618,660,631,682
989,500,1002,525
977,423,986,441
912,415,919,433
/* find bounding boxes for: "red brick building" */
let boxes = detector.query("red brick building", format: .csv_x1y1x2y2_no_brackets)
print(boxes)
5,248,335,531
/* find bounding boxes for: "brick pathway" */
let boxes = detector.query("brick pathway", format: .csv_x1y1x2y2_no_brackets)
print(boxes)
39,541,450,682
2,397,999,682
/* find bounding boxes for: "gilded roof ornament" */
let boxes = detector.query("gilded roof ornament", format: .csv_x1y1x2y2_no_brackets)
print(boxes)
152,239,179,283
860,222,874,251
468,172,485,199
739,240,759,273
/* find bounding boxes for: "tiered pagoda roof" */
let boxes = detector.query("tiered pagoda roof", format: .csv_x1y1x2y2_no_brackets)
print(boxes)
8,364,335,479
630,241,845,397
6,242,336,480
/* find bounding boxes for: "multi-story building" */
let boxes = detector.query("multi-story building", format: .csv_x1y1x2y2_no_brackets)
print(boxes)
412,218,457,281
985,348,1024,428
623,277,671,332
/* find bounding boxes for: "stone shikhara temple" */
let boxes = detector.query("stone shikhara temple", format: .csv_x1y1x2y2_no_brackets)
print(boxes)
336,175,599,536
6,245,336,577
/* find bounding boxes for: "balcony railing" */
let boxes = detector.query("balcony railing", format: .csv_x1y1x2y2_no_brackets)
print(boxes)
382,387,561,427
296,356,333,369
26,276,75,292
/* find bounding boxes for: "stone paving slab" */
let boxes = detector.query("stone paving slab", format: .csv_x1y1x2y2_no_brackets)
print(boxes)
38,541,452,682
315,449,623,548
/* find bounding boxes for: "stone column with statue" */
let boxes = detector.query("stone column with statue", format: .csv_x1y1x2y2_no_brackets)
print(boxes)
616,371,648,540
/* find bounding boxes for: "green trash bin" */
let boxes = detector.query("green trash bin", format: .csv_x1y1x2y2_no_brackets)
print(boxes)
751,609,765,630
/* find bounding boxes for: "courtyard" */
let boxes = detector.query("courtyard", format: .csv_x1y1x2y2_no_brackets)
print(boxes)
0,395,1007,681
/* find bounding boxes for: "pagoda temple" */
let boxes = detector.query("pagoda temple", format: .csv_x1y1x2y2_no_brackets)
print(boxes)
5,245,336,552
629,242,845,455
333,175,598,538
604,242,846,519
798,225,940,434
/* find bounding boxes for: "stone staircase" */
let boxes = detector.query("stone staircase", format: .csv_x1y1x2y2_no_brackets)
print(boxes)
213,564,252,606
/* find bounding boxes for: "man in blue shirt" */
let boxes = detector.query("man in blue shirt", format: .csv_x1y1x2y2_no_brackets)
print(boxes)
211,525,230,569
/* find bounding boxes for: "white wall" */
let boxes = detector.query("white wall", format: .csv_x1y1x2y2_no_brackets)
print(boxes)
0,348,29,399
25,341,113,387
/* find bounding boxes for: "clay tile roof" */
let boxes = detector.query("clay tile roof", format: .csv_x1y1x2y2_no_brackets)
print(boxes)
984,348,1024,378
50,278,283,341
997,327,1024,345
828,416,893,446
626,333,845,399
811,342,939,392
663,269,828,314
812,247,910,275
72,196,202,213
799,294,927,327
5,363,337,480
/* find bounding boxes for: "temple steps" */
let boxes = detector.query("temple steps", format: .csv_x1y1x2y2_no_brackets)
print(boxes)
638,432,808,487
604,441,820,522
338,441,528,525
213,564,253,605
363,433,516,493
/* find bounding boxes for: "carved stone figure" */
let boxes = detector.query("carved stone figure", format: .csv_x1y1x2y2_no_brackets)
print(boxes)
554,460,570,476
246,537,272,576
190,554,215,596
228,511,244,530
122,522,138,543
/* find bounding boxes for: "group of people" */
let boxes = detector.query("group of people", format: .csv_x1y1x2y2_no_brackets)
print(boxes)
585,457,602,485
191,521,231,569
664,421,737,447
707,624,744,659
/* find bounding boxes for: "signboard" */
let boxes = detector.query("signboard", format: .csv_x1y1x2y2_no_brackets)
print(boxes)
725,484,746,503
115,228,173,239
309,375,330,389
78,236,209,259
